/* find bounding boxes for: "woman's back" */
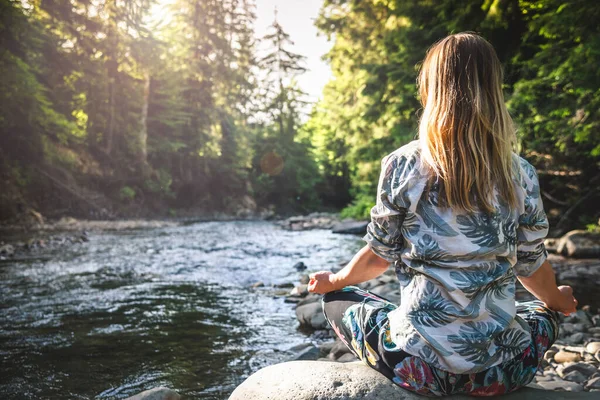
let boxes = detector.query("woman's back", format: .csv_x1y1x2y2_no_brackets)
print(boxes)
365,140,549,373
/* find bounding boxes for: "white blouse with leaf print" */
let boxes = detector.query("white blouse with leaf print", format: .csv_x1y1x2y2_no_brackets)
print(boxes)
363,140,549,374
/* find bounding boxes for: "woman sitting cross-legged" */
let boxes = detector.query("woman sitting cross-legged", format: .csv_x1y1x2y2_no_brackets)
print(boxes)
307,32,577,397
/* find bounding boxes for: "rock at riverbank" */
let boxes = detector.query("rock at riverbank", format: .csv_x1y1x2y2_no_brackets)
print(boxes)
0,232,91,260
331,220,369,235
551,230,600,258
124,387,180,400
277,213,340,231
229,361,598,400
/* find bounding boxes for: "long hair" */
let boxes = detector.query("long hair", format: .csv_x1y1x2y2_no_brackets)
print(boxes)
417,32,517,213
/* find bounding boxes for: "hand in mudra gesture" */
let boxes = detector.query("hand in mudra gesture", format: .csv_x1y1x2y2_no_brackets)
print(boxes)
307,271,339,295
547,285,578,316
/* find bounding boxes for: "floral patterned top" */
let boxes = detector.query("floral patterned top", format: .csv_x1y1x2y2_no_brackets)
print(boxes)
363,140,549,374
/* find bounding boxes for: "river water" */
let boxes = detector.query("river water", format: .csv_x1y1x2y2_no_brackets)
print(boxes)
0,221,363,399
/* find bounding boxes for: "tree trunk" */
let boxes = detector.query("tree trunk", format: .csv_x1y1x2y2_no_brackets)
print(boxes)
138,70,151,176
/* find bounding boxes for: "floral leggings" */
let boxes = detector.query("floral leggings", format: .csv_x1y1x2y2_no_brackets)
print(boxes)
322,286,559,397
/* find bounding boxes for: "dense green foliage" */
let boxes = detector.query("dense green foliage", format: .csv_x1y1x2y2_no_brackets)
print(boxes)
1,0,598,231
0,0,320,219
309,0,599,231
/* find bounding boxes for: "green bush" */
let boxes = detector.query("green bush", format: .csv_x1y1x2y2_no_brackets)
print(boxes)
119,186,136,201
340,194,375,220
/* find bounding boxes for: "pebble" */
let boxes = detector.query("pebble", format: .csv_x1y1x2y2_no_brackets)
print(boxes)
292,345,320,361
318,341,336,357
586,377,600,390
585,342,600,354
289,285,308,297
536,380,584,392
561,362,599,377
564,345,585,354
565,332,586,344
562,370,588,383
554,350,583,363
544,349,558,361
310,312,328,330
336,353,357,363
328,341,352,360
293,262,307,271
561,323,576,335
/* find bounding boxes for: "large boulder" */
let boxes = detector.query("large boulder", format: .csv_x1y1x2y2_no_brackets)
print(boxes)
229,361,599,400
556,230,600,258
332,221,370,235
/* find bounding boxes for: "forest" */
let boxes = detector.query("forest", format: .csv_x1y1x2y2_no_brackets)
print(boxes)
1,0,599,234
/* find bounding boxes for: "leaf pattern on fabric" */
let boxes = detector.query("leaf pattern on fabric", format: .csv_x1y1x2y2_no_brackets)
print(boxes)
493,328,531,360
401,211,420,238
449,263,507,298
416,200,459,237
456,213,501,247
361,142,549,374
448,321,503,364
408,281,457,328
520,158,540,199
518,206,548,232
411,234,455,263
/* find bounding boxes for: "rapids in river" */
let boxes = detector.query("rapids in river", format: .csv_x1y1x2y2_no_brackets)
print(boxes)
0,221,363,399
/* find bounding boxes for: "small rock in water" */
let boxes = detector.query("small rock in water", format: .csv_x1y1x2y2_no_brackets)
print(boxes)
251,282,265,288
328,340,352,360
293,262,307,271
124,387,180,400
274,282,295,288
336,353,358,363
318,341,336,357
554,351,582,363
289,284,308,297
295,302,322,328
292,344,320,361
296,293,320,307
0,244,15,257
310,312,328,330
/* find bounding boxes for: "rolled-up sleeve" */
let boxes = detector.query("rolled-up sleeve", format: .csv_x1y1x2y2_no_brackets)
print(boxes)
514,162,549,277
362,154,410,263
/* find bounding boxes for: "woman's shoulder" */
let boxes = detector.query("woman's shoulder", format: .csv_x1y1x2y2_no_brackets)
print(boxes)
511,152,541,186
383,140,422,168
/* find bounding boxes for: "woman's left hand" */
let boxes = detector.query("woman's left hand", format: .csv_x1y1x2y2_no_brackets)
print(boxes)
307,271,340,294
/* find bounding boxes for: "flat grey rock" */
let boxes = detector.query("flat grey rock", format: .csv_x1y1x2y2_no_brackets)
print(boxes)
332,221,369,235
124,387,180,400
228,361,599,399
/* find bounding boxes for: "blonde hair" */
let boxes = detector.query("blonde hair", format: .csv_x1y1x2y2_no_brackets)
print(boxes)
417,32,517,213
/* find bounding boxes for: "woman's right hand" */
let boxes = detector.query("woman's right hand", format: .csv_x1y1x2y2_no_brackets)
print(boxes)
546,285,578,315
307,271,340,294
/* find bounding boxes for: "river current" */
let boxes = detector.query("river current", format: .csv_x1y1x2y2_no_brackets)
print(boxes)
0,221,363,399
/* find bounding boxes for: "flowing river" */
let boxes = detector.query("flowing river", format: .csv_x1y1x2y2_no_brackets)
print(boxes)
0,221,364,399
